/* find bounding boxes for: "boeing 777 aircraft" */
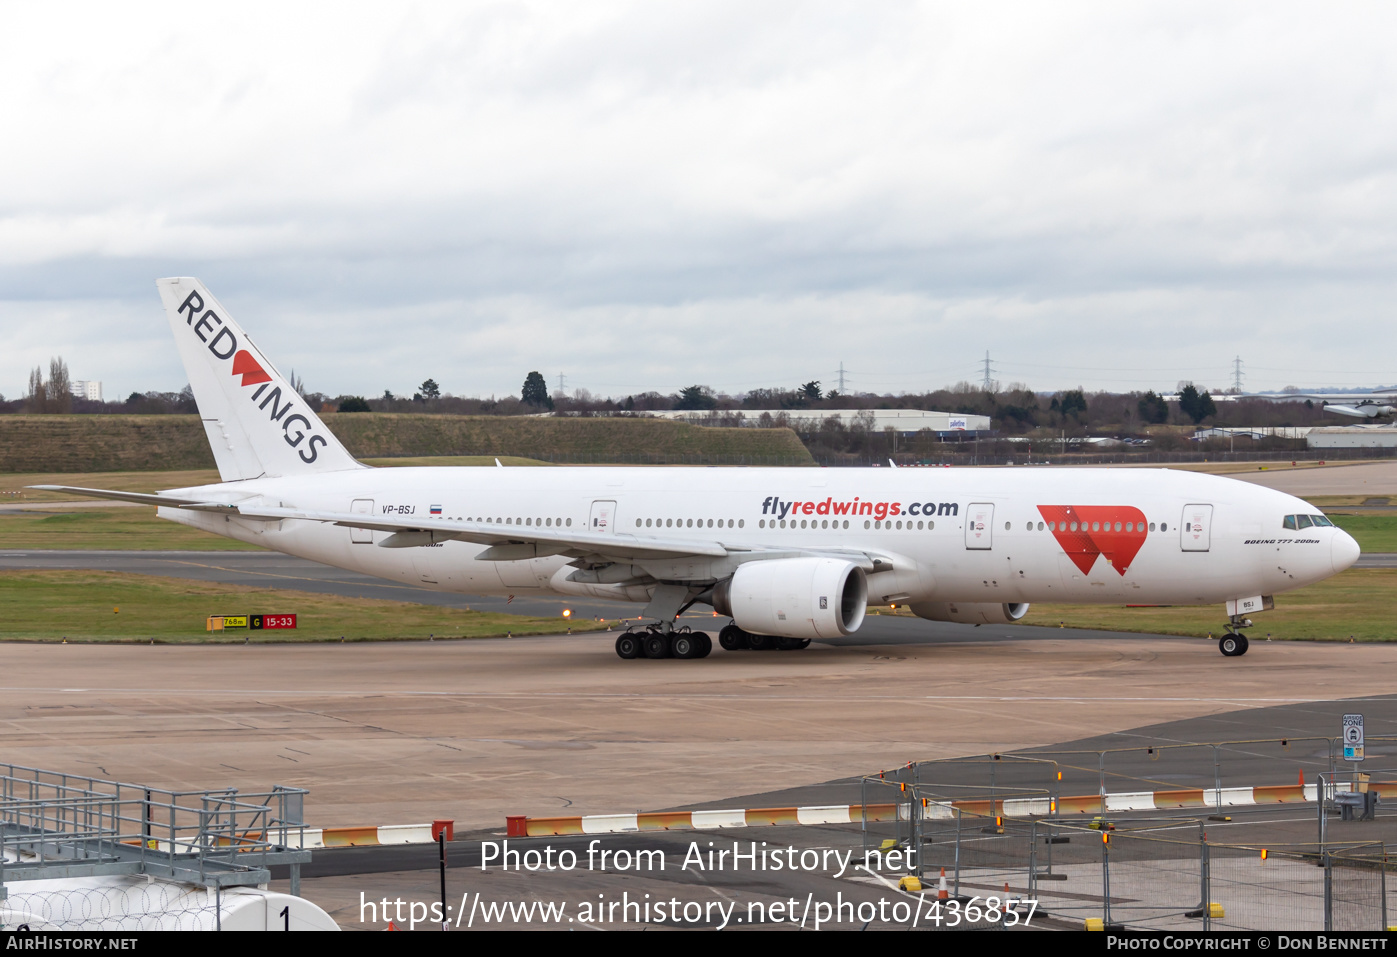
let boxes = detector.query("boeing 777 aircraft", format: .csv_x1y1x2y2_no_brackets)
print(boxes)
36,279,1361,660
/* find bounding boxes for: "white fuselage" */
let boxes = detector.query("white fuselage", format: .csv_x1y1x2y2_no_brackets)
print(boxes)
158,465,1357,610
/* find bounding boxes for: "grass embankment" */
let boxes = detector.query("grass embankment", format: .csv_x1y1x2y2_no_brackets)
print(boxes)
0,571,606,643
0,414,812,472
1019,568,1396,642
0,460,550,500
0,508,261,551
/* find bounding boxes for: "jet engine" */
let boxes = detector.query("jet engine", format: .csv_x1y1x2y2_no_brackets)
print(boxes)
712,558,867,640
909,601,1030,625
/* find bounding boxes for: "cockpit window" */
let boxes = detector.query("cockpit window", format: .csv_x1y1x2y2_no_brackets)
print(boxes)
1282,515,1297,530
1311,514,1334,527
1295,514,1313,529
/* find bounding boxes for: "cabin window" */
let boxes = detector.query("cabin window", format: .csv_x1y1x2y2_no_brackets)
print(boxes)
738,520,744,528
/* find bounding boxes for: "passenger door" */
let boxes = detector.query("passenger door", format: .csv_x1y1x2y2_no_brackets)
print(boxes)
965,503,994,550
1180,504,1213,552
350,499,373,544
589,500,616,534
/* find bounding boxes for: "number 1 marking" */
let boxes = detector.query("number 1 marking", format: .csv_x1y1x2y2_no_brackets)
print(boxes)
280,904,289,931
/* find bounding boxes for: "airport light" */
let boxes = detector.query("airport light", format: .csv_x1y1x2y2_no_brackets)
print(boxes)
562,609,572,618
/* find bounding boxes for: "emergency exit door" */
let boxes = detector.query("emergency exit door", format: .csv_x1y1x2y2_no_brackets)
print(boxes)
350,499,373,544
1180,504,1213,552
965,503,994,549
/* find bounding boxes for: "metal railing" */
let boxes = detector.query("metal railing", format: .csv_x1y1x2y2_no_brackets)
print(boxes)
0,762,310,900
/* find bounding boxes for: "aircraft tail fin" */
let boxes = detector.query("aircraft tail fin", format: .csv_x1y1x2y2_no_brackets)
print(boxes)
155,277,363,482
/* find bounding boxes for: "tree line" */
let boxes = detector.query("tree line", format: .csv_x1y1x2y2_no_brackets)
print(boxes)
1,362,1343,444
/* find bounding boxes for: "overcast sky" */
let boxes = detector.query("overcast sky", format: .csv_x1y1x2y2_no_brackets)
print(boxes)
2,2,1395,402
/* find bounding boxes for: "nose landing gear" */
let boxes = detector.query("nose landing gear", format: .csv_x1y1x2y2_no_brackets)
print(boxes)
1218,616,1253,657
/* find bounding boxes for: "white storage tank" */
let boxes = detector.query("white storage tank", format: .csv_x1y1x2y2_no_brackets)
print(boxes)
0,874,338,931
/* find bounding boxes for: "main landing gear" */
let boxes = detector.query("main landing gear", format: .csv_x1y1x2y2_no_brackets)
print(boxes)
1218,616,1252,657
718,623,810,653
614,625,712,660
612,622,809,659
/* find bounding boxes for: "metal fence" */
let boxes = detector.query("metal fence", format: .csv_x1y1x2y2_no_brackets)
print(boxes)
1,881,223,931
857,772,1395,931
898,737,1397,814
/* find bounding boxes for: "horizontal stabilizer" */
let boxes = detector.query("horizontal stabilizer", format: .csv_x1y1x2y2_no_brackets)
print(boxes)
27,485,214,507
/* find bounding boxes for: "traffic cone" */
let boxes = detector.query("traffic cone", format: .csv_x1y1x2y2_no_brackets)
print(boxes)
1004,883,1012,913
938,867,949,900
1299,769,1305,787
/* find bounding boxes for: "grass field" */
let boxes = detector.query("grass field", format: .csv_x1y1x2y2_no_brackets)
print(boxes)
0,507,263,550
1015,567,1396,642
1328,513,1397,552
0,570,607,643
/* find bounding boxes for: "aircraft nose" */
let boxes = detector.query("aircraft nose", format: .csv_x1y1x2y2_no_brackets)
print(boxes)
1332,528,1360,573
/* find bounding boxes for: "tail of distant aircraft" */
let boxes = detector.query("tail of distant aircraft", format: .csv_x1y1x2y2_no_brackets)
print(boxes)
155,277,363,482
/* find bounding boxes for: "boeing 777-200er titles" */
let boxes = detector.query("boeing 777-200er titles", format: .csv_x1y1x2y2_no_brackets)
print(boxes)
35,279,1361,660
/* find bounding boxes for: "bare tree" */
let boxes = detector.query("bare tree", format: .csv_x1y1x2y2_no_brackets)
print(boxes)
47,357,72,413
26,366,46,412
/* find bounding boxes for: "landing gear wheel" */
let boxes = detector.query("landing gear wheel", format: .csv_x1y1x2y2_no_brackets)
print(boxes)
671,633,699,659
775,637,811,651
615,632,641,660
1219,633,1249,657
747,632,775,651
718,624,749,651
643,632,672,659
695,633,712,658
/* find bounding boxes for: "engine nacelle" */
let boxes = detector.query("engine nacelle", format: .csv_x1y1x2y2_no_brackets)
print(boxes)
909,601,1030,625
712,558,867,640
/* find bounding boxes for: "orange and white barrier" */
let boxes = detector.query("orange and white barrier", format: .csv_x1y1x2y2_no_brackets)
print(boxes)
286,821,453,849
506,780,1394,838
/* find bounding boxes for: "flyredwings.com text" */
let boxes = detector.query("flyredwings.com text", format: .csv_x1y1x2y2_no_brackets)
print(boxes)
761,496,958,522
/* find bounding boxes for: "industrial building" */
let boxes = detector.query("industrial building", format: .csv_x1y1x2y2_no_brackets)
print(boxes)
651,409,992,435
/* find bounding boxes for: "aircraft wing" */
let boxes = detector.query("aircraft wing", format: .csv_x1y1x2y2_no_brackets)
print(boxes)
31,485,898,572
1323,403,1395,419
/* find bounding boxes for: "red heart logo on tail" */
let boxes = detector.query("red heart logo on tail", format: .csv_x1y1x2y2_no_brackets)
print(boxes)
231,350,272,387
